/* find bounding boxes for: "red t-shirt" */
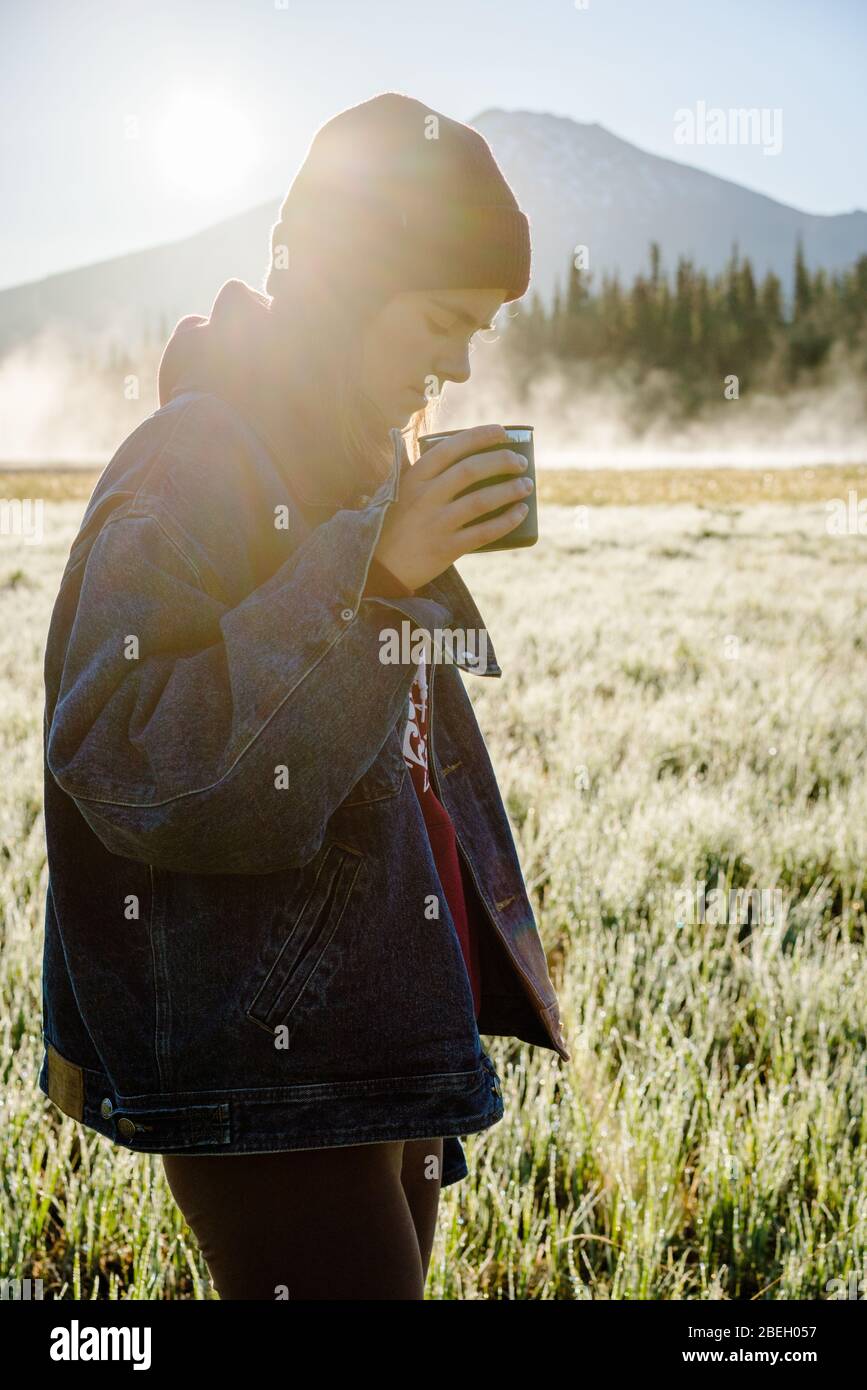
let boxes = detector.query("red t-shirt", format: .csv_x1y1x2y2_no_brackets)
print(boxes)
363,557,483,1019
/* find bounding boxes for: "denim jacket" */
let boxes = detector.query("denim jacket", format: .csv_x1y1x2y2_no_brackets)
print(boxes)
38,387,569,1175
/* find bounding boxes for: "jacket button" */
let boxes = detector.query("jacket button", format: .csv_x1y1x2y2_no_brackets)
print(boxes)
117,1117,137,1139
100,1097,113,1118
340,607,355,622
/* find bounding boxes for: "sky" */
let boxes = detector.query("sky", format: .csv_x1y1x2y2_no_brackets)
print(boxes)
1,0,865,292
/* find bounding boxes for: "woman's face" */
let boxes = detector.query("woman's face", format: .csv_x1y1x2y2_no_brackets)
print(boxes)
359,287,506,427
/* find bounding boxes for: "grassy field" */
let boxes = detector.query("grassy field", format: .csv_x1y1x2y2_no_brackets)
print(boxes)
1,469,866,1299
3,460,867,505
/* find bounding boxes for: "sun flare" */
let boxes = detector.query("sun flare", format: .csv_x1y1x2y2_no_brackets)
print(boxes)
153,91,258,196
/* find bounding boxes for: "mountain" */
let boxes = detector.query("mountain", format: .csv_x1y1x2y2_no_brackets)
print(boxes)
473,110,867,303
1,109,865,355
0,202,272,356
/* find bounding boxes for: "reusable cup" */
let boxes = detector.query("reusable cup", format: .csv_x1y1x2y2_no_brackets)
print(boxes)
417,425,538,554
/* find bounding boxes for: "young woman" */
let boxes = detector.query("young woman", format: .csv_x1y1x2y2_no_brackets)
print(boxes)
39,91,569,1301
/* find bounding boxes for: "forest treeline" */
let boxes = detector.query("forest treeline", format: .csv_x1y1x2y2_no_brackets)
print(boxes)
503,241,867,417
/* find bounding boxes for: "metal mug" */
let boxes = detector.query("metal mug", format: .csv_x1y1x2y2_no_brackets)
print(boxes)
417,425,538,554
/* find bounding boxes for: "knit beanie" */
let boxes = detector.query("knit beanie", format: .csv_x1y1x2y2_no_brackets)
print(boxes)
266,91,531,309
158,94,531,512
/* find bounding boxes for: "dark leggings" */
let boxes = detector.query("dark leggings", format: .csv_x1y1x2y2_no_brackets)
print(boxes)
162,1136,444,1300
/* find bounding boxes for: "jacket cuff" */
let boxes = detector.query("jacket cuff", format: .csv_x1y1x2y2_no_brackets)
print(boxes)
363,556,416,600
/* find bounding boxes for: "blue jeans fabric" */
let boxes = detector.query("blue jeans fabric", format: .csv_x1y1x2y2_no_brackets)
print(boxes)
441,1135,468,1188
38,389,567,1160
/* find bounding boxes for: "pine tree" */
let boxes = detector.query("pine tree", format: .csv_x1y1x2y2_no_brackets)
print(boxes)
502,237,864,413
794,239,811,320
563,251,594,358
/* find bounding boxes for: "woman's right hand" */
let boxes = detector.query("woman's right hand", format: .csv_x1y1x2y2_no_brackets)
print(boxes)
371,424,534,591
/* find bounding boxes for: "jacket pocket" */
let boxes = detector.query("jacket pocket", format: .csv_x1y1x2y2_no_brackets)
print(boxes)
245,841,363,1033
340,724,407,807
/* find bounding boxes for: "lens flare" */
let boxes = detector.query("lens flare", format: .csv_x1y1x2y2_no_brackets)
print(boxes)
153,91,257,195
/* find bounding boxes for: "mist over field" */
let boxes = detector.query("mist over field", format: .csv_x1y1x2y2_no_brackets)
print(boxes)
2,324,866,472
432,339,867,470
0,328,159,467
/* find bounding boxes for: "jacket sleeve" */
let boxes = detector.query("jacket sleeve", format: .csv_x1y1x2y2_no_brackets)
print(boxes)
362,556,417,600
46,501,451,875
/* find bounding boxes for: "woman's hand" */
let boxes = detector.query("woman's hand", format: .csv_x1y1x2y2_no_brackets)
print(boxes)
371,424,533,590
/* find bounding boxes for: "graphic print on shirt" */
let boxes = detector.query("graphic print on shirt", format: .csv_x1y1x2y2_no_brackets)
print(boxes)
402,652,430,792
394,642,483,1021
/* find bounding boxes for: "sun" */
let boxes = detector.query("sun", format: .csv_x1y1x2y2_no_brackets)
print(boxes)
153,90,258,196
